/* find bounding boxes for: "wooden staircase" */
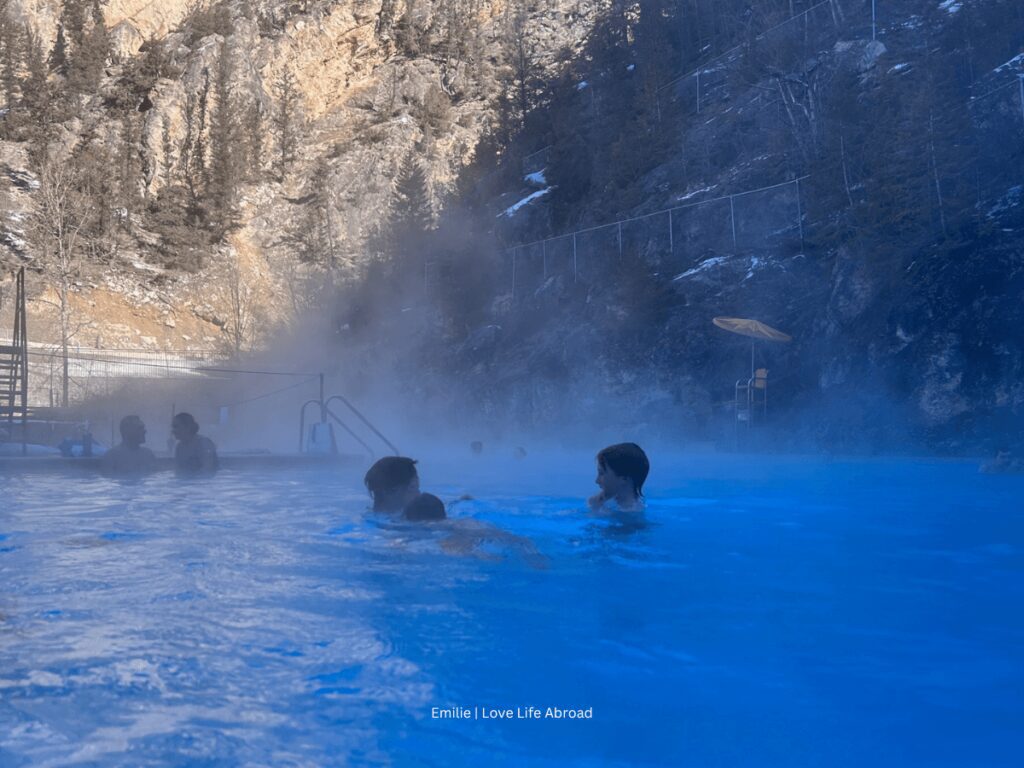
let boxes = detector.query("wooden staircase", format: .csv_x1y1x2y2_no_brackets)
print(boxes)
1,267,29,453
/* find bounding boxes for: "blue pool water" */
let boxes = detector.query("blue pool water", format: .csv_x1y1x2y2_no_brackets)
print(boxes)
0,455,1021,766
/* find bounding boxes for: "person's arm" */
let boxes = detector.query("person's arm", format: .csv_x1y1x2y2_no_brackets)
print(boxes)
442,519,548,569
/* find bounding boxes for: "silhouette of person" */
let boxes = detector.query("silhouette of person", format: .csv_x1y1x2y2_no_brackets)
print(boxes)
100,415,157,475
171,412,219,477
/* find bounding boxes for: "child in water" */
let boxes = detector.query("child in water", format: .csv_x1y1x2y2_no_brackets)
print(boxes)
404,492,446,521
588,442,650,514
364,456,421,512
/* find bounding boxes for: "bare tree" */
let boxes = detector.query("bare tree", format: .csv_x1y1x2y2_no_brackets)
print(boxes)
30,160,93,406
224,253,260,356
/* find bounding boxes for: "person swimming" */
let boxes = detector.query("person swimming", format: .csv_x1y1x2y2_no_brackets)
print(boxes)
588,442,650,514
365,456,420,512
100,415,157,475
171,412,219,477
404,492,447,521
398,492,546,567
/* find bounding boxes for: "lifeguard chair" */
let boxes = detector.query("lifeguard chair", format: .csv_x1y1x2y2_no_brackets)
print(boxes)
735,368,769,426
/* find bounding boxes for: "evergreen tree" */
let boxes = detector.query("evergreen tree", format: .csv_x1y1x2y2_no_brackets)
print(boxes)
24,26,55,166
245,98,265,181
272,67,302,179
293,161,336,268
386,154,433,256
49,23,68,76
68,0,110,94
117,110,142,229
208,39,242,231
0,6,23,138
180,68,210,225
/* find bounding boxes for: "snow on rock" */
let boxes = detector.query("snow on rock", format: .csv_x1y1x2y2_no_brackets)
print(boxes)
524,169,547,185
676,186,715,203
888,63,911,74
994,53,1024,73
498,187,553,218
939,0,962,14
576,81,589,90
673,256,731,281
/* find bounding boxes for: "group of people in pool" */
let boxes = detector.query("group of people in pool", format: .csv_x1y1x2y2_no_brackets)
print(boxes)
99,409,651,517
366,441,651,520
100,412,219,477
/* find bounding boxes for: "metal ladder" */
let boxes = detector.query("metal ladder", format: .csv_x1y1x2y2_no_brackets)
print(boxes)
298,375,398,458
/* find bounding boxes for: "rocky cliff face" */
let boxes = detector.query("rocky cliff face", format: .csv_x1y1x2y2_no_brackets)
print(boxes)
0,0,600,351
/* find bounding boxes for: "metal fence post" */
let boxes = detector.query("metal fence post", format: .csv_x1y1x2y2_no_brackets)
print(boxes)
572,233,578,282
795,178,805,252
511,249,517,298
729,196,738,251
668,209,674,257
1019,75,1024,126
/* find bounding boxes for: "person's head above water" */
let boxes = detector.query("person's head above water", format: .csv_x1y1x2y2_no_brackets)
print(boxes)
596,443,650,501
120,415,147,447
171,412,200,441
404,492,446,522
364,456,420,512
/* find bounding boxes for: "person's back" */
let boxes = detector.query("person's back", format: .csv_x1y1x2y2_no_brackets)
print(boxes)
100,415,157,476
172,412,219,477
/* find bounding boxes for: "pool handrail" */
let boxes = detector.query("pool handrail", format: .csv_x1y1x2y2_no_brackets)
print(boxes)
324,395,399,456
323,403,375,458
300,398,374,457
298,395,398,458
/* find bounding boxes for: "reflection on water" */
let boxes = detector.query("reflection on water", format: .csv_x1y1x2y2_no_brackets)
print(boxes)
0,458,1021,766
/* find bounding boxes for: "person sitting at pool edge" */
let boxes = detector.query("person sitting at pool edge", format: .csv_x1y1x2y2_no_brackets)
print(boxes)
172,412,219,477
588,442,650,514
100,415,157,475
365,456,420,512
404,492,447,522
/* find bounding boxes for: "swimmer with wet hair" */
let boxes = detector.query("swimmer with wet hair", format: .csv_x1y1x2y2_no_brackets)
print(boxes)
588,442,650,514
404,493,447,522
364,456,420,512
171,412,219,477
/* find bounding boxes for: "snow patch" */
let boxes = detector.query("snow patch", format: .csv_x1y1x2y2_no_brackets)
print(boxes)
673,256,730,281
675,186,715,203
576,81,589,90
743,255,766,281
985,185,1022,218
626,64,635,72
939,0,961,14
994,53,1024,73
498,187,552,218
524,169,547,185
888,63,911,74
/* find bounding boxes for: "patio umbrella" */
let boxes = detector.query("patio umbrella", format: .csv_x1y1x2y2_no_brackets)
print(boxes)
712,316,792,377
